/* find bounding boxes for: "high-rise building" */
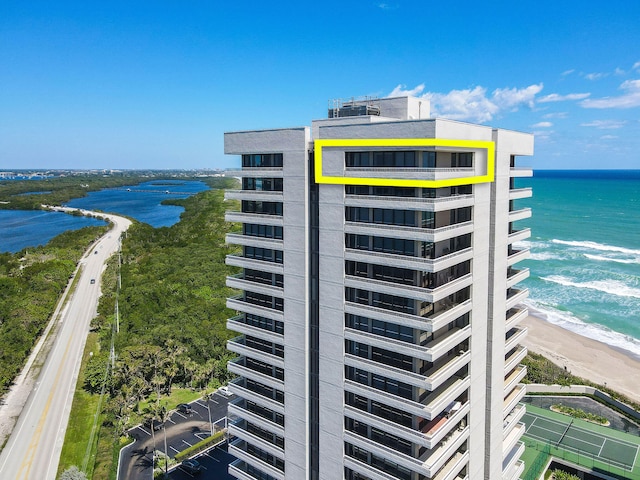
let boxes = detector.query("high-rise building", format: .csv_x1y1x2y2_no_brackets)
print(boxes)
223,96,533,480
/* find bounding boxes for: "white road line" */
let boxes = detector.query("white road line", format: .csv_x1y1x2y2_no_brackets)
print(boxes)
182,439,193,447
170,446,180,453
598,439,606,457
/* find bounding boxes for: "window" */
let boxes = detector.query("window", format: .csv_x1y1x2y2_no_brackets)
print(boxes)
242,200,283,215
345,207,418,227
242,153,283,168
451,152,473,167
242,178,283,191
243,246,283,263
243,223,283,239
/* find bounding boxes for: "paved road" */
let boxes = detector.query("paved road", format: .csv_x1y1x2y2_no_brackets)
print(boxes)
0,211,131,480
119,391,234,480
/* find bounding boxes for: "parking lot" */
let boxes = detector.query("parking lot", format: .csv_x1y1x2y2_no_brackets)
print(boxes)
167,443,235,480
119,390,234,480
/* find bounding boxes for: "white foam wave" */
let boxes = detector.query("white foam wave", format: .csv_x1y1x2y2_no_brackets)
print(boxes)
541,275,640,299
529,252,562,261
552,239,640,257
525,299,640,359
584,253,639,265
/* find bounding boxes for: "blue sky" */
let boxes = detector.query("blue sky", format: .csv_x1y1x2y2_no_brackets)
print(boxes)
1,1,639,170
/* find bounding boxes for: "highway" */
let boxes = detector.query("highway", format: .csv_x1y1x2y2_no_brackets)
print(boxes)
0,210,131,480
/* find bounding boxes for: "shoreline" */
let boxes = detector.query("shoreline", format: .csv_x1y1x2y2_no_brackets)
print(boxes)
521,314,640,403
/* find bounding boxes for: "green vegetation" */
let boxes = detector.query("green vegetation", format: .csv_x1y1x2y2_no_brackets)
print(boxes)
523,351,640,412
73,177,240,478
551,404,608,425
547,469,580,480
0,174,154,210
0,225,109,396
174,430,225,462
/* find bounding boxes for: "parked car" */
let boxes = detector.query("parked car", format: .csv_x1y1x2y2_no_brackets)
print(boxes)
218,385,231,396
182,458,201,474
90,279,95,284
143,417,163,431
177,403,193,414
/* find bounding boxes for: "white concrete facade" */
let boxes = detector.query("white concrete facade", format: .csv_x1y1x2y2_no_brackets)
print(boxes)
224,96,533,480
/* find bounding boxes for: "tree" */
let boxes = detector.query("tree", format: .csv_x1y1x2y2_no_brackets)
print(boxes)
59,466,88,480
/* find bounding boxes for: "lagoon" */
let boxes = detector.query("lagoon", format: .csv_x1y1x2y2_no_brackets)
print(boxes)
0,180,209,253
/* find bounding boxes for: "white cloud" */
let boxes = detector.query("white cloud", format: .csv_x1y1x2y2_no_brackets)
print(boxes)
538,92,590,103
614,67,625,76
532,121,553,128
581,79,640,108
543,112,568,119
633,61,640,71
600,135,618,139
584,72,607,80
561,69,575,76
580,120,626,129
387,83,543,123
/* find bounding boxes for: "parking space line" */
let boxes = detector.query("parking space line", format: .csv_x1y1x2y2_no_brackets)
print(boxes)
195,401,207,408
182,439,193,447
173,411,186,419
170,446,180,453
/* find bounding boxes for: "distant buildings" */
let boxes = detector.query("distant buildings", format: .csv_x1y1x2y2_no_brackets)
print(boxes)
224,96,533,480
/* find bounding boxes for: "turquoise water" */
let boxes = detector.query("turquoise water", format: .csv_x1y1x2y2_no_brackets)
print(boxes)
0,180,208,253
517,170,640,358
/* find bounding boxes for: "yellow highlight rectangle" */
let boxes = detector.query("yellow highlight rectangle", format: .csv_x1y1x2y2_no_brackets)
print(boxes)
314,138,495,187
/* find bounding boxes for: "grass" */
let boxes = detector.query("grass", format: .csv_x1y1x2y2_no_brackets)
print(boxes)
56,332,103,478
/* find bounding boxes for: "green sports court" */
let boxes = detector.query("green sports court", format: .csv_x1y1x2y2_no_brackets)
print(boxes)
521,404,640,479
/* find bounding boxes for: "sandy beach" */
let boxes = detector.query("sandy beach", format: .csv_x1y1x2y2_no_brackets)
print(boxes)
521,314,640,403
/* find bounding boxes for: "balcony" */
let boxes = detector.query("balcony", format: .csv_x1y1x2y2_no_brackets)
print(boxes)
431,450,469,480
508,187,532,200
229,420,285,459
345,273,472,304
504,327,527,354
507,227,531,245
227,336,285,369
228,399,285,438
227,314,283,344
345,375,470,422
504,346,528,375
344,455,412,480
503,385,526,417
502,442,525,480
506,247,530,267
344,324,471,363
344,400,469,450
226,233,283,250
504,364,527,396
508,207,532,223
226,168,284,177
505,287,529,311
344,220,474,243
345,349,470,391
344,193,474,212
503,403,526,437
505,307,528,332
344,425,470,478
510,167,533,178
228,440,285,480
503,424,525,458
225,190,284,202
229,459,282,480
227,295,285,322
225,211,284,226
226,255,284,275
345,166,475,182
344,247,474,274
227,378,285,414
506,267,529,289
504,459,524,480
228,358,284,392
345,299,472,334
226,274,284,298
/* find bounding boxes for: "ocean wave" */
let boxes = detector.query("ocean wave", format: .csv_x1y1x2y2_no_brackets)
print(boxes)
583,253,639,265
529,252,563,261
541,275,640,299
525,299,640,359
552,239,640,257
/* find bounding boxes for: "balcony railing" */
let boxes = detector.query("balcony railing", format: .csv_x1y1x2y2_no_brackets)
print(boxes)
226,255,284,274
225,190,284,201
344,247,473,274
227,378,285,414
504,327,527,354
504,346,527,375
344,220,474,243
225,233,283,249
508,207,532,223
344,193,474,212
229,459,281,480
228,440,285,480
507,228,531,245
225,211,284,226
227,296,285,322
508,187,532,200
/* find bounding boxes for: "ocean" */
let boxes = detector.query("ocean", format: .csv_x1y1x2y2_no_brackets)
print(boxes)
517,170,640,358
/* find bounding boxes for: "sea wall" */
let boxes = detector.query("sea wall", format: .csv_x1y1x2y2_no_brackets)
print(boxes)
525,384,640,422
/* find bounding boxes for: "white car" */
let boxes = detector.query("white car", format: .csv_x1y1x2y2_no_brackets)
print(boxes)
218,385,231,396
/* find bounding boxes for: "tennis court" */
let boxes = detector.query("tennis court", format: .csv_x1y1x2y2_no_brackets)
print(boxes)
523,410,640,472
